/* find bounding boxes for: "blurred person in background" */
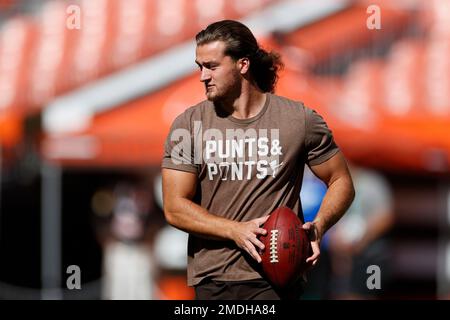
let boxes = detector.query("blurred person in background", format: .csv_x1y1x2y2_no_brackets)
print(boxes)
93,183,155,300
328,165,395,299
162,20,355,300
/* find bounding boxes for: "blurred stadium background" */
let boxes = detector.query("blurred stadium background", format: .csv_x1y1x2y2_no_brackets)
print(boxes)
0,0,449,300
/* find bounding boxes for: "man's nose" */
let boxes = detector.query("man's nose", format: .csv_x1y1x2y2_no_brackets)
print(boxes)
200,68,211,82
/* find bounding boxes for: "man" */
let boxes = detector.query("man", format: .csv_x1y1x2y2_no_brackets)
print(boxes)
161,20,355,300
328,165,394,299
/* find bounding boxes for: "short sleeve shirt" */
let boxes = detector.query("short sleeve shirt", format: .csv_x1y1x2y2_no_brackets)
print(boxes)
162,93,339,286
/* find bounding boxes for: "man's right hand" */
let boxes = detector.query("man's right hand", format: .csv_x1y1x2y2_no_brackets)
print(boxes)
230,215,269,263
163,169,270,262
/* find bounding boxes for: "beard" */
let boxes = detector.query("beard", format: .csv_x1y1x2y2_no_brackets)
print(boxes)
205,86,220,102
205,76,241,103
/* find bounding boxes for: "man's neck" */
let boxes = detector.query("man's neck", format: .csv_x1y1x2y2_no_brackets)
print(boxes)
225,86,267,120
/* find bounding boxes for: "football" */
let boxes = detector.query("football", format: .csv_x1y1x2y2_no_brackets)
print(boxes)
259,206,310,288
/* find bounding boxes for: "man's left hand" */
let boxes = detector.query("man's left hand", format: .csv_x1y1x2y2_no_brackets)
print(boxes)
302,221,322,270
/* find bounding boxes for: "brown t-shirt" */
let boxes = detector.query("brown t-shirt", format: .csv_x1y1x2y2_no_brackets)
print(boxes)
161,93,339,286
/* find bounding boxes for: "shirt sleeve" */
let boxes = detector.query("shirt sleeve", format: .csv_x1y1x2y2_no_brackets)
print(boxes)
305,108,340,166
161,112,199,174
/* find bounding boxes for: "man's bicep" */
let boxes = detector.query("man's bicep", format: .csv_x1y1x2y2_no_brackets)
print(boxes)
162,168,198,203
308,151,351,186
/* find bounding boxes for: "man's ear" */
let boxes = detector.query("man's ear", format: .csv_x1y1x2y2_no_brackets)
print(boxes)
238,57,250,75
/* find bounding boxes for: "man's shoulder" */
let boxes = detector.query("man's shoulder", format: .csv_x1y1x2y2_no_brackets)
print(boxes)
268,94,309,120
171,99,212,124
179,99,212,118
270,94,305,110
271,94,324,119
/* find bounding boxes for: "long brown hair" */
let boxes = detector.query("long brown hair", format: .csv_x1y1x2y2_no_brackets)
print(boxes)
195,20,283,93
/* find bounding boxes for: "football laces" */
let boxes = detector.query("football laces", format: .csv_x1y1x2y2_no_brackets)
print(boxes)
269,229,279,263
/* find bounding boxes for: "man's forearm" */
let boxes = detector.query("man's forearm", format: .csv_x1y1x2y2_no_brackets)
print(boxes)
164,197,236,241
313,175,355,238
